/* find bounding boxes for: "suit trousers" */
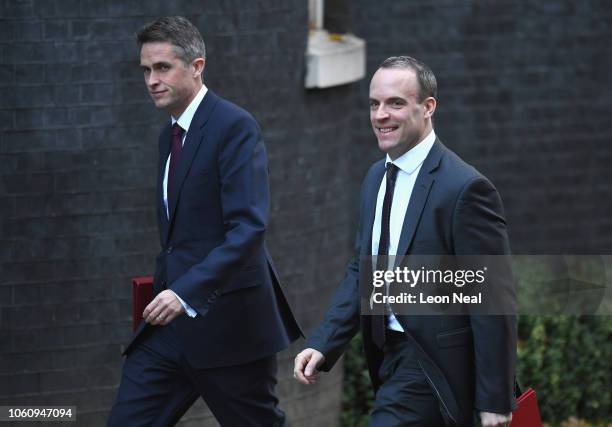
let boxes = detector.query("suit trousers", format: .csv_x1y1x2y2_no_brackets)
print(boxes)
369,330,445,427
107,324,285,427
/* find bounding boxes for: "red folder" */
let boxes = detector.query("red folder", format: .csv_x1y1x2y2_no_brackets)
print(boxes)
510,388,542,427
132,276,154,330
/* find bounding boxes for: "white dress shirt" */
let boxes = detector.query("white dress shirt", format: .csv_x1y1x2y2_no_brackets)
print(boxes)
162,84,208,318
371,129,436,331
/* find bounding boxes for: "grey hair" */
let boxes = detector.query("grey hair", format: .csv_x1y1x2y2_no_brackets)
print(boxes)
136,16,206,64
379,56,437,102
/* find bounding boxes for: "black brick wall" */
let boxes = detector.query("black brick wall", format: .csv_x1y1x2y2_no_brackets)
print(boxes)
1,1,348,426
1,1,611,426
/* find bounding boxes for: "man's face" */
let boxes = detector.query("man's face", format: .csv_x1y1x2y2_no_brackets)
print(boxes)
369,67,433,160
139,41,202,118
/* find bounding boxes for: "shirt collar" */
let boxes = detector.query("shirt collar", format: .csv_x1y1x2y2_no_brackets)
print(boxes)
171,84,208,132
386,129,436,175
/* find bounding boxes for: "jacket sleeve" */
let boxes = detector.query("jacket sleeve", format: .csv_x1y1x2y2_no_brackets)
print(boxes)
453,176,517,414
304,178,369,371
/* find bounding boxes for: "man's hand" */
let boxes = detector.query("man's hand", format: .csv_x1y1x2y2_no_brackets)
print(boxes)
293,348,325,385
480,411,512,427
143,290,185,326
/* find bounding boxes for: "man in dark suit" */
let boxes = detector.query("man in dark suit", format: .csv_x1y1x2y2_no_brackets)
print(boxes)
108,16,301,427
294,56,516,427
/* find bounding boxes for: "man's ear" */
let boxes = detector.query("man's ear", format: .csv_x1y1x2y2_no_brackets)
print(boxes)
192,58,205,79
423,97,437,118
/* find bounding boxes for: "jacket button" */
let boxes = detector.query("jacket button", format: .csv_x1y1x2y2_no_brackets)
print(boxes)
166,246,173,254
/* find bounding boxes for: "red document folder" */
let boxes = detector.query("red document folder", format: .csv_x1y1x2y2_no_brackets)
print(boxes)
510,388,542,427
132,276,154,330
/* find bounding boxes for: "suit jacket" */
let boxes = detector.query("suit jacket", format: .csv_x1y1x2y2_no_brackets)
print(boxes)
125,90,302,368
306,139,516,426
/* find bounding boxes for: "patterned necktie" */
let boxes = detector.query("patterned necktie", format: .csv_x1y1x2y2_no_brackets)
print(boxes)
372,163,399,349
168,123,185,204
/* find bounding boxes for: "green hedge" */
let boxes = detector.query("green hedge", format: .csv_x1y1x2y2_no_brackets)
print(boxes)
517,316,611,423
341,316,611,426
341,333,373,427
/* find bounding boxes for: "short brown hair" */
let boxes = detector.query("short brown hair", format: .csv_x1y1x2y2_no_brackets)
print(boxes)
379,56,437,101
136,16,206,64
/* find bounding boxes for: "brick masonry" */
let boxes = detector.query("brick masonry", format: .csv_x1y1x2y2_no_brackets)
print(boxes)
1,1,611,426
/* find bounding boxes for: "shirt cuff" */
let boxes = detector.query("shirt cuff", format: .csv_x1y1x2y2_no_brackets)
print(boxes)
479,411,512,424
169,290,197,318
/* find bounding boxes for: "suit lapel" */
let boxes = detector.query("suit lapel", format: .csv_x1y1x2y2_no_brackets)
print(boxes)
362,161,386,256
394,139,444,261
164,90,219,243
157,124,172,243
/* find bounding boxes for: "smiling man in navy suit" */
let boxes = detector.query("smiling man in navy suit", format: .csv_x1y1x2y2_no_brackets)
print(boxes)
107,16,301,427
294,57,516,427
